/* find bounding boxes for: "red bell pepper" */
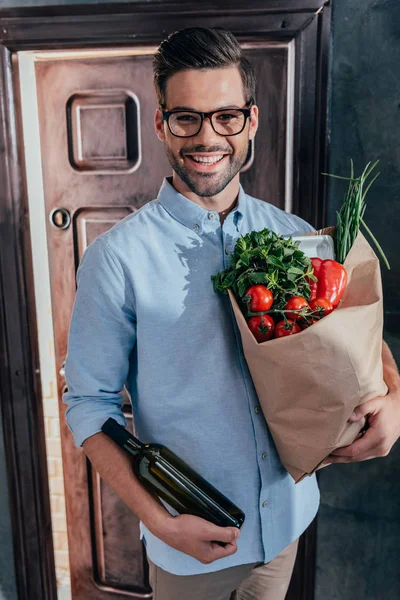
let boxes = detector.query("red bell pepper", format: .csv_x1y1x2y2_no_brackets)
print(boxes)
309,258,348,308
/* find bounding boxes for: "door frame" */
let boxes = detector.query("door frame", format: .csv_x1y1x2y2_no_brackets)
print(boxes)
0,2,331,599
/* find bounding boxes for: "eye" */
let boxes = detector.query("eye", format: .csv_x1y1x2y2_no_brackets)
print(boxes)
216,113,240,122
175,114,197,123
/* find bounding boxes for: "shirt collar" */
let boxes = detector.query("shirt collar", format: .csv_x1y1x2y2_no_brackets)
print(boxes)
157,177,245,234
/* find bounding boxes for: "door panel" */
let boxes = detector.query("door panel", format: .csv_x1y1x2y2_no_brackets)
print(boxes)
91,414,150,595
67,91,140,172
75,207,133,257
35,42,298,598
241,43,289,205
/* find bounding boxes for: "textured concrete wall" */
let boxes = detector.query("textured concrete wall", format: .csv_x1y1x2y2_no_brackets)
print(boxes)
316,1,400,599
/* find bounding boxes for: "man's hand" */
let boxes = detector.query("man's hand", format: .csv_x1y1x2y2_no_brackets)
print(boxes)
158,514,240,565
322,343,400,465
84,433,240,565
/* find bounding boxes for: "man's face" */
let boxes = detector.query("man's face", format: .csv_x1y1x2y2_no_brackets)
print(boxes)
155,67,258,197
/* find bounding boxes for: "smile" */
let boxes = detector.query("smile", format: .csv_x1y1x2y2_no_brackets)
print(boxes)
189,154,225,164
184,153,229,170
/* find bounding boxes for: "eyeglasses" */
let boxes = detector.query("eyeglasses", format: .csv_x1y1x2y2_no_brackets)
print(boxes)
162,106,252,138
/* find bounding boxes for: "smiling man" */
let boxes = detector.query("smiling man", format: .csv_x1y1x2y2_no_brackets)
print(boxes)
63,27,400,600
156,67,256,205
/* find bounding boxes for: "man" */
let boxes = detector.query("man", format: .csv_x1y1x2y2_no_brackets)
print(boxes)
63,27,400,600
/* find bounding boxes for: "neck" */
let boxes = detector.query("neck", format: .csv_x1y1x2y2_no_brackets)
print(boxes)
171,172,240,215
219,198,238,225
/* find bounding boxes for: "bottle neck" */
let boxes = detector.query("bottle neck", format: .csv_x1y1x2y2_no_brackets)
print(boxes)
124,436,143,456
101,418,144,456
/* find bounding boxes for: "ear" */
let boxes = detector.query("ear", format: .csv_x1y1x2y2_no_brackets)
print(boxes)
155,108,166,142
248,105,259,141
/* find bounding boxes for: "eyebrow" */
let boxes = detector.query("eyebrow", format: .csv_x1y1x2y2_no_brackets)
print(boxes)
168,105,243,112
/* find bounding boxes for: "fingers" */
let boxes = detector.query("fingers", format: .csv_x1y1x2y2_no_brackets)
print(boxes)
347,410,364,423
326,427,389,463
208,540,238,562
203,525,239,544
166,515,242,565
347,397,385,422
200,525,239,564
192,524,240,564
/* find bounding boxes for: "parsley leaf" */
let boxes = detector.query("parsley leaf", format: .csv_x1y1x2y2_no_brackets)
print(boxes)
212,228,313,313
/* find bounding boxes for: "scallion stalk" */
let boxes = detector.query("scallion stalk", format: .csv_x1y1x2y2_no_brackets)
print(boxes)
321,160,390,269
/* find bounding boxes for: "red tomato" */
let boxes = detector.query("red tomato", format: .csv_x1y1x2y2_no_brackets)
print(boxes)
274,319,302,338
244,285,273,312
309,297,334,316
248,315,275,343
284,296,310,321
301,298,334,329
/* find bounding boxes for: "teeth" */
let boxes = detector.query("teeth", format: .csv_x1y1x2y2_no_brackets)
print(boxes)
190,155,224,164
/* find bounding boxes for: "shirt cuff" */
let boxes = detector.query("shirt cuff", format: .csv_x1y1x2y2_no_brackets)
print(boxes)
65,405,127,448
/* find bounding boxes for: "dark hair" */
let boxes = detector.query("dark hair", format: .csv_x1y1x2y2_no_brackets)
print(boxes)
153,27,256,108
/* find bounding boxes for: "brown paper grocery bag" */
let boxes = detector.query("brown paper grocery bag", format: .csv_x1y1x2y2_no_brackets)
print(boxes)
228,231,388,482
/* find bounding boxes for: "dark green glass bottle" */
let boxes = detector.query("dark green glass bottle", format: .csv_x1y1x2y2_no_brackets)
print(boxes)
101,418,245,529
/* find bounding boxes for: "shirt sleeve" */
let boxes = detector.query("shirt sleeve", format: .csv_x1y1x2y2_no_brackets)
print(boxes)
62,236,137,447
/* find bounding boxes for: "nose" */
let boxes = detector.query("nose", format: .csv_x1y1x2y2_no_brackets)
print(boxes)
193,115,221,145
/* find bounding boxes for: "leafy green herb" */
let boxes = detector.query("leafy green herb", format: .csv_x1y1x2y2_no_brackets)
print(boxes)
322,160,390,269
212,228,316,311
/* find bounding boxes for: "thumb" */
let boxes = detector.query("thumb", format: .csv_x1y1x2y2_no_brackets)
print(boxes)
207,525,240,544
348,396,384,422
213,525,240,543
348,406,367,422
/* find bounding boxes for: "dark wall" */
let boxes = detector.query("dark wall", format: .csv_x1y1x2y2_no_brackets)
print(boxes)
0,409,18,599
316,1,400,599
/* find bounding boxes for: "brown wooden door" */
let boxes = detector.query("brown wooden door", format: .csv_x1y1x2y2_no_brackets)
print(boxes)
35,43,307,599
35,48,171,599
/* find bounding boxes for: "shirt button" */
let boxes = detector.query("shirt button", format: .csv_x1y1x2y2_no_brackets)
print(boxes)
225,248,230,255
193,224,200,230
255,406,260,414
262,501,269,508
208,212,216,219
262,453,267,460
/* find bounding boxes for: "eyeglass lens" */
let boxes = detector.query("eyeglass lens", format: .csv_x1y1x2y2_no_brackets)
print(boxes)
168,110,246,137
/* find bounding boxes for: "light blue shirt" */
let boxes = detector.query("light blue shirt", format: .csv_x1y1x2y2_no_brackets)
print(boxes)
63,177,320,575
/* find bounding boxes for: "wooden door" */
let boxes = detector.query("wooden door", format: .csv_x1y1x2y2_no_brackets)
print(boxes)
35,43,308,599
35,48,169,599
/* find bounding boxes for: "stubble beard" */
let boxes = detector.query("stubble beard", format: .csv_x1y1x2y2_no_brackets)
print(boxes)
165,143,249,197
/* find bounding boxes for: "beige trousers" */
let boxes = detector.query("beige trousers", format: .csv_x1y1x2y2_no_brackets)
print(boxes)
147,538,299,600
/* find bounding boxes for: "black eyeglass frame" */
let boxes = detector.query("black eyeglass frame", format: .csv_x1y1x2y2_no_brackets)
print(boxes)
162,105,253,138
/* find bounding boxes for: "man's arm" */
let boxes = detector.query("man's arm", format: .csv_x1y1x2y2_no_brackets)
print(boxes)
382,339,399,375
64,238,239,564
323,340,400,464
83,432,240,564
83,432,170,534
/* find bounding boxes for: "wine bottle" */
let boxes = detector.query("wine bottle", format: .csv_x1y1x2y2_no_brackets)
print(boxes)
101,418,245,529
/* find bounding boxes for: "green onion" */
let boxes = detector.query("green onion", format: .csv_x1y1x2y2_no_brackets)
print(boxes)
321,160,390,269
